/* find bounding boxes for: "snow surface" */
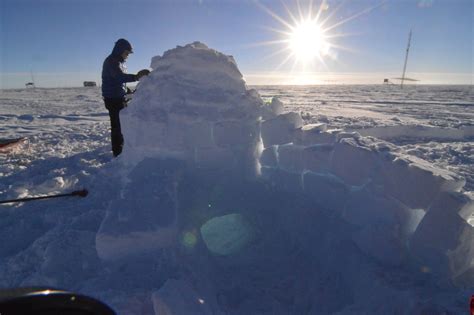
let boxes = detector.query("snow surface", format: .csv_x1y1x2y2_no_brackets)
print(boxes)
1,42,473,314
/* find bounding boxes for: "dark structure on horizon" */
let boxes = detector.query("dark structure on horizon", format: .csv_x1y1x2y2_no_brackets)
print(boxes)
83,81,97,87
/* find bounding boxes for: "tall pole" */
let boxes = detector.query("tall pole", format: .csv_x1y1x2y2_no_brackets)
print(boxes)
401,30,412,89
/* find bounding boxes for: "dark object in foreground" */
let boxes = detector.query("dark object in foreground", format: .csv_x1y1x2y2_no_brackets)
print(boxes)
0,287,116,315
0,189,88,205
0,137,28,154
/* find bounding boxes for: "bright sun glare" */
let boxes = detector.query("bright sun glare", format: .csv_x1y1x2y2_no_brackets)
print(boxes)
289,19,328,63
255,0,384,74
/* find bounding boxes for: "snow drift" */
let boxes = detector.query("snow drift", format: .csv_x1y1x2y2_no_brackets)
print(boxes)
94,42,474,314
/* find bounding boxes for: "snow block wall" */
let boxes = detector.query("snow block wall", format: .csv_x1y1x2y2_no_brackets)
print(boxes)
97,42,473,284
259,116,474,281
120,41,265,178
97,43,274,262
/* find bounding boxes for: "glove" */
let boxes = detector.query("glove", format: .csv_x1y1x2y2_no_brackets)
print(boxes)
136,69,151,80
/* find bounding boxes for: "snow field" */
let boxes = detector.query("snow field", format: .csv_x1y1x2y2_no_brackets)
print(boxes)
0,42,473,314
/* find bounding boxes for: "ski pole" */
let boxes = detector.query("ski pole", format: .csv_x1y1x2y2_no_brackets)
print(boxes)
0,189,88,205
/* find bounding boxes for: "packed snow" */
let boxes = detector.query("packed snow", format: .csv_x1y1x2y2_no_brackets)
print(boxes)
1,42,473,314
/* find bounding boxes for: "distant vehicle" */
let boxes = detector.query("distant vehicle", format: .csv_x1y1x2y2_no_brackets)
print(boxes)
83,81,97,87
25,82,35,88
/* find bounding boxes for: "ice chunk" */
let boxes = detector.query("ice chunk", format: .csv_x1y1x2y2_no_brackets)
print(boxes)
213,120,259,147
336,131,361,141
410,191,474,279
96,158,183,261
374,154,466,209
200,213,255,256
303,144,333,173
192,147,236,170
260,112,303,147
277,143,306,172
435,191,474,221
294,127,338,146
261,166,303,193
259,145,278,168
184,121,214,148
152,279,212,315
343,188,411,265
303,171,349,211
330,138,378,186
270,97,284,116
303,123,327,133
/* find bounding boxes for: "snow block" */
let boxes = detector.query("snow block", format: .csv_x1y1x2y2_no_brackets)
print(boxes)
213,120,259,147
261,166,303,193
436,192,474,221
123,120,167,155
192,147,237,170
303,144,333,173
163,115,188,150
343,188,411,265
330,138,379,186
260,112,303,147
277,143,306,172
336,131,361,142
184,121,214,148
410,192,474,279
270,97,284,116
152,279,212,315
303,171,349,212
374,155,466,209
96,158,184,261
294,127,337,146
259,145,278,168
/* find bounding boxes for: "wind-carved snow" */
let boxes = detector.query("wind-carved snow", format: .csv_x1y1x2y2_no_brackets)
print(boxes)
0,43,473,314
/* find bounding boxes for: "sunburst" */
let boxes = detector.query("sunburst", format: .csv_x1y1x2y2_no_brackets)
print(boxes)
254,0,386,74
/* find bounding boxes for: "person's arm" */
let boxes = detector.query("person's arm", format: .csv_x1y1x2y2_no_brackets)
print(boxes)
106,58,138,83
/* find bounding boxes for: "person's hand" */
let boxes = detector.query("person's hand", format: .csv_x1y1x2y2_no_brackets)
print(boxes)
136,69,151,80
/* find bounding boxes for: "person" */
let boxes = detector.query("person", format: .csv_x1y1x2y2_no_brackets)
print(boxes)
101,38,150,157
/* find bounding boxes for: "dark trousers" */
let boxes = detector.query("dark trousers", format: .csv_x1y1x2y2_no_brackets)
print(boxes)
104,98,126,157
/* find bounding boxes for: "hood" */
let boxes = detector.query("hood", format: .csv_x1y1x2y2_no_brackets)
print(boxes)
111,39,133,58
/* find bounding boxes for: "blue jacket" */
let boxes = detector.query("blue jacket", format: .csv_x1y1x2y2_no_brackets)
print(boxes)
101,42,137,99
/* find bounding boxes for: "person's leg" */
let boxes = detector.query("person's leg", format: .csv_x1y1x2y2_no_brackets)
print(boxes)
105,99,125,157
109,108,124,156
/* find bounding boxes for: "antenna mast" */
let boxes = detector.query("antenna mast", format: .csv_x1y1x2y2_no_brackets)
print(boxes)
401,30,412,89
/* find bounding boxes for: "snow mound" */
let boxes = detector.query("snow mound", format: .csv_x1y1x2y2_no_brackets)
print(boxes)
120,42,271,168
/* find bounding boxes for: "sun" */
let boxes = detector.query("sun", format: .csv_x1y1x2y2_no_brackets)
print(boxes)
289,19,329,63
254,0,385,73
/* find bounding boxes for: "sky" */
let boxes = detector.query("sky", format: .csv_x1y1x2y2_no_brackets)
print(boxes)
0,0,472,88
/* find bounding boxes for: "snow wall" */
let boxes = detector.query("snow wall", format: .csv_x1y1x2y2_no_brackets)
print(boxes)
96,42,474,313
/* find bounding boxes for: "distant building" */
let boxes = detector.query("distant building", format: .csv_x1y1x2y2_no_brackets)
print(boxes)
83,81,97,87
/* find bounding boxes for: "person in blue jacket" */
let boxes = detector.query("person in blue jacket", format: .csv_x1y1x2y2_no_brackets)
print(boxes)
102,38,150,157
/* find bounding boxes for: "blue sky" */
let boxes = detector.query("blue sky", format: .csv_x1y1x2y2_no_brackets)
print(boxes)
0,0,472,88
